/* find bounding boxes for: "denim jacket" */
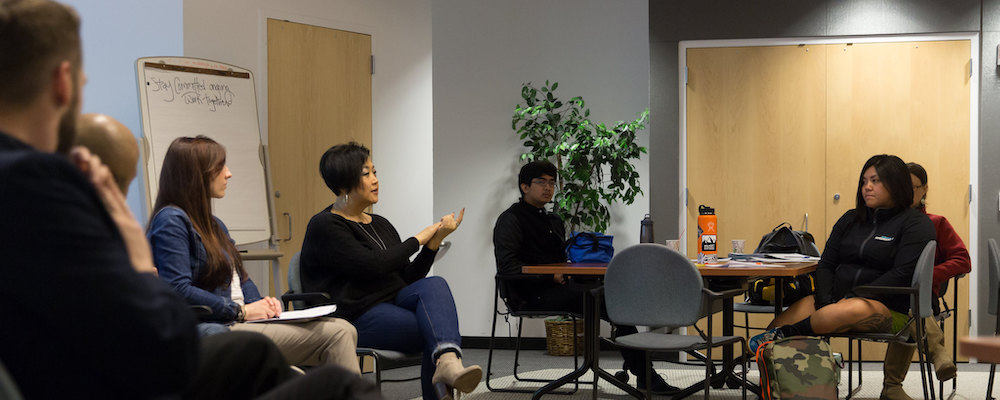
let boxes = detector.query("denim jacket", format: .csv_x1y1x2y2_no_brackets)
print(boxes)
148,206,262,322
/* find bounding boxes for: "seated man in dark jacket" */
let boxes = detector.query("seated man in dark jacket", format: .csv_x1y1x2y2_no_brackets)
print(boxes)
493,160,678,394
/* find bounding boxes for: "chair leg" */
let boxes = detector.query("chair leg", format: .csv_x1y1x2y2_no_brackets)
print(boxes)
373,354,382,391
916,320,936,400
512,320,525,379
741,338,748,400
704,341,712,400
645,351,653,400
486,293,502,391
988,363,997,400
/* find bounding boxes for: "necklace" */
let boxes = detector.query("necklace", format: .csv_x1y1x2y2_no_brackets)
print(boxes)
355,221,387,250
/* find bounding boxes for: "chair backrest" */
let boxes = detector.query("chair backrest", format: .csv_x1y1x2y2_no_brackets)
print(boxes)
912,240,937,319
604,244,703,328
287,251,304,308
988,238,1000,316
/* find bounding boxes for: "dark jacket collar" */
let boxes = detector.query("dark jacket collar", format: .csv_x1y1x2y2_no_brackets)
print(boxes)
0,131,32,151
866,206,905,222
515,198,548,215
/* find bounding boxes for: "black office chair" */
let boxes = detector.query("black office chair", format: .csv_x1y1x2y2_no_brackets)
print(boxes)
486,274,586,394
824,240,938,400
280,251,422,391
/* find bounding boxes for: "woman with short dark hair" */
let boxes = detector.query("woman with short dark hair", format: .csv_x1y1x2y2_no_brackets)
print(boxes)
749,154,936,354
301,142,480,399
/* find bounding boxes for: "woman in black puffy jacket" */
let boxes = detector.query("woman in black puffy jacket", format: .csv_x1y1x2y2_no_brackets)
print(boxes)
749,154,935,353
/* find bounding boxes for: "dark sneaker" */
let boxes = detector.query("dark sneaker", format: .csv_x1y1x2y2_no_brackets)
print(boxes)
636,372,681,395
749,327,784,354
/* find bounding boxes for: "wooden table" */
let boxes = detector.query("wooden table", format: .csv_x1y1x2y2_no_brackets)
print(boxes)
959,336,1000,363
521,261,816,398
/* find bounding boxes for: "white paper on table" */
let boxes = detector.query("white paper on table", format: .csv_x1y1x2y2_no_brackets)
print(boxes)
245,304,337,323
726,261,788,268
764,253,821,262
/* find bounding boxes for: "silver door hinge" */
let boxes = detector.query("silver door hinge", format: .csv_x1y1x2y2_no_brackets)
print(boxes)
371,55,375,75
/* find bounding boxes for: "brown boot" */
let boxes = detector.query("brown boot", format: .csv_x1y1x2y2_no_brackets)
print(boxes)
923,318,957,381
880,341,916,400
432,352,482,394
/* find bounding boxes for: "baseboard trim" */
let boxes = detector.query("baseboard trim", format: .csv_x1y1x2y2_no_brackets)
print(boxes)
462,336,619,351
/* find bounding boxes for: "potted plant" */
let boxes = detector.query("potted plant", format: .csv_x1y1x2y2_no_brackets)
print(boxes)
511,80,648,234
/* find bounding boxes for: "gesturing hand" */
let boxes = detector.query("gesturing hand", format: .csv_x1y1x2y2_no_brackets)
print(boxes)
437,208,465,238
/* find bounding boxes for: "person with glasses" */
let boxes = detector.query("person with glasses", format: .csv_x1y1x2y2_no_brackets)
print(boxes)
878,162,970,400
492,160,680,395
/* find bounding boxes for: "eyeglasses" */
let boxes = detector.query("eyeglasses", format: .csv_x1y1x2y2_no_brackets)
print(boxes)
531,179,557,188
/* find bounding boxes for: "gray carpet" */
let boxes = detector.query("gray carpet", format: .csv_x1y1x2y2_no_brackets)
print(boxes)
376,349,997,399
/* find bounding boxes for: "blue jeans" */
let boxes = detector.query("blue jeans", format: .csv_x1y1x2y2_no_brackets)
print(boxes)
352,276,462,400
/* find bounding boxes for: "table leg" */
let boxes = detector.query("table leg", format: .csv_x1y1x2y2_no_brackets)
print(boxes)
721,295,761,395
531,290,597,399
531,289,644,399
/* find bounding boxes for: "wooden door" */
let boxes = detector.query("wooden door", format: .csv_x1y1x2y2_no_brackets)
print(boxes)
267,19,372,294
825,40,971,360
686,45,828,259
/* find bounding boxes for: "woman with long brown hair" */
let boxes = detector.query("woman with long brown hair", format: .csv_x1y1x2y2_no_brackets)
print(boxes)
147,136,360,374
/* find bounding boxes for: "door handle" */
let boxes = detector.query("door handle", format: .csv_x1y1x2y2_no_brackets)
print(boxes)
282,212,292,241
833,193,841,201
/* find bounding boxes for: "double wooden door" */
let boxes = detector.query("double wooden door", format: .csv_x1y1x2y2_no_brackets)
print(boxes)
687,40,971,360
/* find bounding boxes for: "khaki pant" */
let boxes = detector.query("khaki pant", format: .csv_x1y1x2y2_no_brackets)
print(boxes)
232,317,360,374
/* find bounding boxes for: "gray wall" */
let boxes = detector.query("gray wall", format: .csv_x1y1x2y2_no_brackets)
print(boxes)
433,0,650,337
649,0,998,335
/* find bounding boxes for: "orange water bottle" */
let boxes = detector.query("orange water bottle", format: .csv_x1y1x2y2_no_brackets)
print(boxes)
697,205,718,263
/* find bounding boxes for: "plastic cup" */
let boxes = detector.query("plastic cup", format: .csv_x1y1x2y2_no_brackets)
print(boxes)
664,239,680,252
732,239,746,254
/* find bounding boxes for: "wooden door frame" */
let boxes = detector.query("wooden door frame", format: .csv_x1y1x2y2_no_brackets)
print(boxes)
678,32,982,335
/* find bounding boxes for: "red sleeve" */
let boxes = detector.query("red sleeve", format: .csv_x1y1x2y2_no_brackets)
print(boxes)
928,214,971,295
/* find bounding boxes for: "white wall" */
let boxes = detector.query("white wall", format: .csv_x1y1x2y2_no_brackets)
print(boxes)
67,0,183,223
182,0,433,241
431,0,651,337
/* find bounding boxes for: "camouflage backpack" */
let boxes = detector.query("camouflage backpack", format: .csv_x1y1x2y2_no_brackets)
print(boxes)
756,336,840,400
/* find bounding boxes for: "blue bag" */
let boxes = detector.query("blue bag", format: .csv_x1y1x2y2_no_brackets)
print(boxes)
565,232,614,263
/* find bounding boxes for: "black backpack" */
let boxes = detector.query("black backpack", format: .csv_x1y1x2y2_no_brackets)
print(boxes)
753,222,820,257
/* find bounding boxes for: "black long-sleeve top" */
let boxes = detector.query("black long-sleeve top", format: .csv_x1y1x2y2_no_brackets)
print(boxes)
814,206,935,314
300,205,437,321
492,200,567,307
0,132,199,398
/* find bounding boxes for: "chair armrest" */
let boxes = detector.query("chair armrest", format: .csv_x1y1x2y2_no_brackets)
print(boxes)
702,287,746,300
852,285,916,297
496,273,547,281
280,291,331,308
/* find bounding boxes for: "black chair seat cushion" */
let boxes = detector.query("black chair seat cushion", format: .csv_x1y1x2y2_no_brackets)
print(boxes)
614,332,743,353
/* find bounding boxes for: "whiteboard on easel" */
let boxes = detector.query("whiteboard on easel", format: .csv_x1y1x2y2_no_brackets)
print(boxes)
136,57,271,245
